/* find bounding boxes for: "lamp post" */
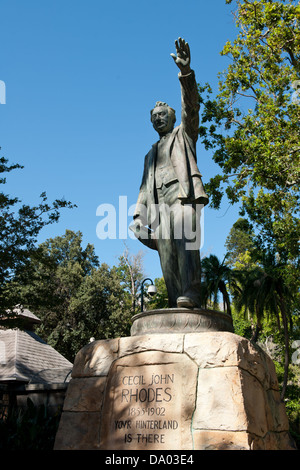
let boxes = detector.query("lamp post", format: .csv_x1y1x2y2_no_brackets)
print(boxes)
140,278,157,312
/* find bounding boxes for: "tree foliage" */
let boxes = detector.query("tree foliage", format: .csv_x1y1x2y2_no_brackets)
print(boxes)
148,277,169,310
197,1,300,409
0,154,75,316
13,231,133,361
199,0,300,265
0,398,60,450
224,217,256,268
223,214,299,399
201,254,237,316
116,246,145,315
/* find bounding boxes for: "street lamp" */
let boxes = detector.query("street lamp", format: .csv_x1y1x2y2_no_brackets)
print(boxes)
140,278,157,312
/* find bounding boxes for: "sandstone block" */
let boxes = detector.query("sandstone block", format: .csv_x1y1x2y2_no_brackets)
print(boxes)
119,333,184,357
54,411,101,450
193,430,252,450
63,377,106,412
184,331,278,389
72,338,119,378
193,367,268,435
264,388,290,432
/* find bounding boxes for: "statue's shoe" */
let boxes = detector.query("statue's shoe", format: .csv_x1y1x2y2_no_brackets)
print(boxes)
176,296,196,308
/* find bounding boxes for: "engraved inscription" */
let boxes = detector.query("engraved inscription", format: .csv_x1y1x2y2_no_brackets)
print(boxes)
99,351,197,450
109,365,182,449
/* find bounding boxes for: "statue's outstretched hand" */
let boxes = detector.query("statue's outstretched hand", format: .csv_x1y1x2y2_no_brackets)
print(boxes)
171,37,191,75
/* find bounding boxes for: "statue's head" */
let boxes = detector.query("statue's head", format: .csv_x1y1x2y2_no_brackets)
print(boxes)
150,101,176,135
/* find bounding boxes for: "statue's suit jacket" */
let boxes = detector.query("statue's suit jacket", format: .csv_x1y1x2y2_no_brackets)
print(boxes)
133,70,209,248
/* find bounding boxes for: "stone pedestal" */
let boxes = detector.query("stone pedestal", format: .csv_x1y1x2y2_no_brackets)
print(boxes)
54,311,296,450
131,307,234,336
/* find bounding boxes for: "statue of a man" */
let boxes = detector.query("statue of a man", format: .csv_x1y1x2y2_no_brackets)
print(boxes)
131,38,209,309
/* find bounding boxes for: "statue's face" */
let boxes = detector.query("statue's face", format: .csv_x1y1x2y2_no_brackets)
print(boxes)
151,106,173,135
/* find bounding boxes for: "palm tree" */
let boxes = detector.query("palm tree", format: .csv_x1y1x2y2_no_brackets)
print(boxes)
233,252,294,400
201,254,235,316
233,267,271,342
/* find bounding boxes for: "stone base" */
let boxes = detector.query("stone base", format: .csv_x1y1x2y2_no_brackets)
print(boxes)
131,308,234,336
54,331,296,450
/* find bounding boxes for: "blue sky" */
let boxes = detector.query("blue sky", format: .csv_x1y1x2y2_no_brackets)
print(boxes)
0,0,242,280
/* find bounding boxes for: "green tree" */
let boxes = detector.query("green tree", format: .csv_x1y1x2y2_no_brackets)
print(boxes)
148,277,169,310
0,398,60,450
198,1,300,402
224,217,256,269
0,154,74,318
232,250,297,399
116,246,145,315
199,0,300,266
14,230,131,361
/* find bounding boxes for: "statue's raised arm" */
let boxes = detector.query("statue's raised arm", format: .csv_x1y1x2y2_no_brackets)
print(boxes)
171,37,200,143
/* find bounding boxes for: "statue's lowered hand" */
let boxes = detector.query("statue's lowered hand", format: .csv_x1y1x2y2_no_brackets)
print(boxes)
129,220,158,251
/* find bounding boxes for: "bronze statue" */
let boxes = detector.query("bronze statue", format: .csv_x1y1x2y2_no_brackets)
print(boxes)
131,38,209,309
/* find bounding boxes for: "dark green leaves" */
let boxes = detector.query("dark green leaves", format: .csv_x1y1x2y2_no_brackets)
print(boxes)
199,0,300,264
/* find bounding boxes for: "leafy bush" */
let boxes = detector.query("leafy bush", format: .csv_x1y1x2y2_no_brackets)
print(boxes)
0,398,61,450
